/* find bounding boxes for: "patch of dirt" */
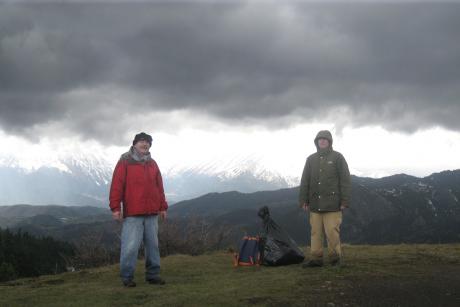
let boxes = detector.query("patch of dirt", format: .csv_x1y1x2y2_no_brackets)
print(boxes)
341,265,460,307
43,279,65,285
244,296,272,305
242,296,294,306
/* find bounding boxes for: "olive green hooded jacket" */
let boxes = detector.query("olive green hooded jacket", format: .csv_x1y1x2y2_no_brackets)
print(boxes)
299,130,351,212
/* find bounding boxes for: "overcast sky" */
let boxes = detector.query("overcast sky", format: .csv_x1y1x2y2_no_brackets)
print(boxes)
1,1,459,178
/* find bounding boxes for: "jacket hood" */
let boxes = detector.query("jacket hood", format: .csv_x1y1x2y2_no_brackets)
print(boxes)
314,130,333,151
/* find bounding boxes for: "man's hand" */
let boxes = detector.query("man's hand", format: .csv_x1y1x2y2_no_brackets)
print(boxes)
159,211,167,221
340,202,348,210
302,203,309,212
112,210,122,222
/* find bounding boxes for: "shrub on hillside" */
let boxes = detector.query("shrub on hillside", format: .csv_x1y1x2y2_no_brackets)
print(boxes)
159,217,236,256
0,228,75,281
0,262,17,282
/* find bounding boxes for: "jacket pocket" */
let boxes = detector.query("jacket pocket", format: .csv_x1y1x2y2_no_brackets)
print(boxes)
327,191,340,210
329,191,339,201
324,161,337,179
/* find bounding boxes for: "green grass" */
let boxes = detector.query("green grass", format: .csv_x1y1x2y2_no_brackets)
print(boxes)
1,244,460,306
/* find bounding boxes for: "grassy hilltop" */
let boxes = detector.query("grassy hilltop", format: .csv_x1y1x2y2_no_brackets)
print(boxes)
1,244,460,307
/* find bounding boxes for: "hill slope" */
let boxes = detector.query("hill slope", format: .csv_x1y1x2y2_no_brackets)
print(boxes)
168,170,460,244
1,244,460,306
1,170,459,252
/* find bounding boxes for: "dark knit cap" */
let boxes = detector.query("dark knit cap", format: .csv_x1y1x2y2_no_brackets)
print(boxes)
132,132,152,146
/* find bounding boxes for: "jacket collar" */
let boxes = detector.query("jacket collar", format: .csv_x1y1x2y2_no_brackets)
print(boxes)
318,146,332,156
129,146,152,162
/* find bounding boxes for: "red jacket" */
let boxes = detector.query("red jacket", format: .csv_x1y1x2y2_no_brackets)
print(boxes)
109,154,168,217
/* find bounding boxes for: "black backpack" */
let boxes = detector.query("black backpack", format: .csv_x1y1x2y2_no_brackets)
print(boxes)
258,206,305,266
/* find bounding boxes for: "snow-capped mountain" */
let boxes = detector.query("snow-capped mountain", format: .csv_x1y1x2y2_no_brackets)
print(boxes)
0,149,112,184
0,150,113,207
161,153,299,202
0,150,298,206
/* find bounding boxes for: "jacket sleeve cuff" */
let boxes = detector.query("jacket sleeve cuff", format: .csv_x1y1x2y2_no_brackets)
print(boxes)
298,198,309,207
110,203,121,212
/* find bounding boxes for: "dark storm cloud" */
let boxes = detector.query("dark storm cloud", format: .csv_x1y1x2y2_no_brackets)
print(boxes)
0,2,459,144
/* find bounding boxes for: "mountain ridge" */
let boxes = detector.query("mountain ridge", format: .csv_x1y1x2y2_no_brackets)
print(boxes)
2,169,459,247
168,169,460,245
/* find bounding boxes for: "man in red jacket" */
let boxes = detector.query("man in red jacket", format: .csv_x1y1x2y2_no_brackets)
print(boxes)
109,132,168,287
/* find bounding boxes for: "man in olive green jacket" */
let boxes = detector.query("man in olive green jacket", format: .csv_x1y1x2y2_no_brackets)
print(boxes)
299,130,351,267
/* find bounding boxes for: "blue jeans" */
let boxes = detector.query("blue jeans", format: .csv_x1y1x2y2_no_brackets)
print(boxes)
120,215,161,282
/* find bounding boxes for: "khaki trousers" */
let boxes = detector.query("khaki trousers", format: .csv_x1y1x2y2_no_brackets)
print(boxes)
309,211,342,261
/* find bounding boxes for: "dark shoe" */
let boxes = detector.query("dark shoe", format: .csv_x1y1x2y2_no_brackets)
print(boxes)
123,280,136,287
302,260,324,268
147,277,166,285
330,258,344,267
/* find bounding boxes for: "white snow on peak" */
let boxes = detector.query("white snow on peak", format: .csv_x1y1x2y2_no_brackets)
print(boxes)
448,189,459,203
426,198,437,212
0,153,71,174
0,137,300,188
0,138,114,185
162,152,299,187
